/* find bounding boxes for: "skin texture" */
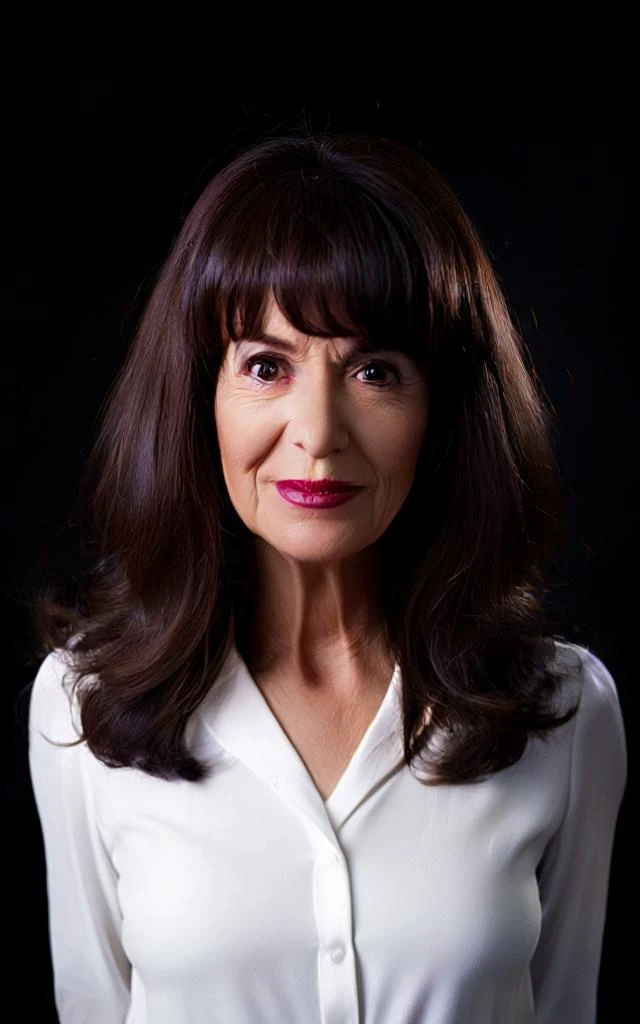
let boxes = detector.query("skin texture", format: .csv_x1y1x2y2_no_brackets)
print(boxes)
214,291,430,706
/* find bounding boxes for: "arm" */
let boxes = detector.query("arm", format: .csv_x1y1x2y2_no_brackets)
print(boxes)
28,649,132,1024
529,644,627,1023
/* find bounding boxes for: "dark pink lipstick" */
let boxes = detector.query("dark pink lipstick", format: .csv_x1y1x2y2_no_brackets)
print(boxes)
278,479,361,493
276,479,363,509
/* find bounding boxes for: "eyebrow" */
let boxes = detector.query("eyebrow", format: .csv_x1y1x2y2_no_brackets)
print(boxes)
237,333,371,353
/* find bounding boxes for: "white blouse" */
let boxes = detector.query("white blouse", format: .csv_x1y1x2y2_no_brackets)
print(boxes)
28,638,627,1024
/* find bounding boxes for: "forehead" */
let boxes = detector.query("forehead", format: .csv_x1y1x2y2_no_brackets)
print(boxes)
261,295,299,336
219,283,431,373
259,296,361,347
249,294,301,340
230,291,364,351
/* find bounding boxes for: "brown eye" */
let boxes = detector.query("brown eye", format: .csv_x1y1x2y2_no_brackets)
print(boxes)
244,356,282,383
243,354,399,388
356,362,399,386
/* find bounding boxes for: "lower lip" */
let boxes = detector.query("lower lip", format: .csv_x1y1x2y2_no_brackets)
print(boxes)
276,484,362,508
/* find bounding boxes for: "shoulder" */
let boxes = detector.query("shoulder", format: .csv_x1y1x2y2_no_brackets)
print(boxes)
28,646,84,745
549,639,626,780
550,639,623,723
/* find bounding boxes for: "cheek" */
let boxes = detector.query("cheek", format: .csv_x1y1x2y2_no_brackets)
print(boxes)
215,409,266,487
214,387,250,459
375,413,428,478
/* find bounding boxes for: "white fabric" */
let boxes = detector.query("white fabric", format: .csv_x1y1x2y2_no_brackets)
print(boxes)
28,638,627,1024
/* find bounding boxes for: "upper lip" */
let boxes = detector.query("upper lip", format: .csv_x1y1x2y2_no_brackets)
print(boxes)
277,479,363,493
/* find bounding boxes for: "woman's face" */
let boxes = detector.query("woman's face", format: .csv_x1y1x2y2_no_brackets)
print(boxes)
214,293,429,564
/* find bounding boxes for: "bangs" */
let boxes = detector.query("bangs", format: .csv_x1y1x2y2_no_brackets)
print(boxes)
203,168,441,370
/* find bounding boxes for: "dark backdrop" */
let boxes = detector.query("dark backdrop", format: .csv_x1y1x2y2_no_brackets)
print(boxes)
3,6,631,1021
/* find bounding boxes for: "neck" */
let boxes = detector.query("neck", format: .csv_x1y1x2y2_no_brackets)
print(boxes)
236,538,394,690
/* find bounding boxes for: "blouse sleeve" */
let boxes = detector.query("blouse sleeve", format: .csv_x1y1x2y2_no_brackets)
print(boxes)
529,644,627,1023
28,649,132,1024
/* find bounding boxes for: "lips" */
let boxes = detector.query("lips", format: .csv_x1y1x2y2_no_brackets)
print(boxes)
277,479,362,494
276,485,361,509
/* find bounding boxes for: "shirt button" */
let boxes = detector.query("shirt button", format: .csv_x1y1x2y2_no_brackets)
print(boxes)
330,944,346,964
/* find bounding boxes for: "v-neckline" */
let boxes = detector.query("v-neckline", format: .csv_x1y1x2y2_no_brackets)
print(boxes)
197,644,407,833
245,659,400,804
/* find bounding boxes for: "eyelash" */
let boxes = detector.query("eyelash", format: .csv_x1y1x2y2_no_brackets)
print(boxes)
243,354,400,388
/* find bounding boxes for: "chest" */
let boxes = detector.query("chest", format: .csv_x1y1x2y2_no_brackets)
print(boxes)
256,682,387,800
100,761,553,997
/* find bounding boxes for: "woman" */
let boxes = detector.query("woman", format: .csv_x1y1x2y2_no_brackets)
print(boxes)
28,132,627,1024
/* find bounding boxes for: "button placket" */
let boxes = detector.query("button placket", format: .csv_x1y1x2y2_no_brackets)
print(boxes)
314,846,351,958
294,815,359,1024
313,845,358,1024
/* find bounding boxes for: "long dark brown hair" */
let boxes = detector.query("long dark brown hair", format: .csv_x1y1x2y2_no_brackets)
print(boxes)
29,130,581,784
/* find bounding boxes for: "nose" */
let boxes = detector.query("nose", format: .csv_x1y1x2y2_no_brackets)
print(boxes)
289,370,350,456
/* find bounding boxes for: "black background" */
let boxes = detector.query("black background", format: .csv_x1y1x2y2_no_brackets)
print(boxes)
3,5,632,1020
